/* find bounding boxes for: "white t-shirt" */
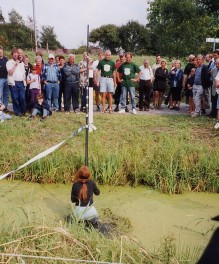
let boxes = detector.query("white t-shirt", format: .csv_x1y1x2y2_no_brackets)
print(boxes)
6,59,26,85
27,73,40,89
139,65,154,81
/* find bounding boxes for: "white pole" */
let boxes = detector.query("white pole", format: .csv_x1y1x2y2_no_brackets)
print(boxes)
32,0,37,52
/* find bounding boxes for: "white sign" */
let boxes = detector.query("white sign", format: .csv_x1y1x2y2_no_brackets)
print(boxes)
206,38,219,43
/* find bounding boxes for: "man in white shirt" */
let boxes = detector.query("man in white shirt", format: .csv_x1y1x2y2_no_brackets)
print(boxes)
6,48,26,116
139,59,154,111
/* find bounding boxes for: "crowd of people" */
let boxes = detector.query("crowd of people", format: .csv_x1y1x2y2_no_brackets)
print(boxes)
0,47,218,128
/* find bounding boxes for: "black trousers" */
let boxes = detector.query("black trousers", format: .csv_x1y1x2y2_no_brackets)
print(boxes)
211,94,218,117
64,82,79,111
114,83,122,106
139,80,152,109
58,81,65,110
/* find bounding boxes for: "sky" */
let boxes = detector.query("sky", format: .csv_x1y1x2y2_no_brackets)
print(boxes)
1,0,148,49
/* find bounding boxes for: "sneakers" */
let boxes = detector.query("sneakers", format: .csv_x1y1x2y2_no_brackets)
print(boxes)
214,122,219,130
74,108,79,114
114,106,119,112
65,111,70,115
118,109,125,114
125,107,129,112
132,109,137,115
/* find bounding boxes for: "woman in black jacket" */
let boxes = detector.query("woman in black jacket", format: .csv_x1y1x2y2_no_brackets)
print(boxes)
153,60,169,109
71,165,100,226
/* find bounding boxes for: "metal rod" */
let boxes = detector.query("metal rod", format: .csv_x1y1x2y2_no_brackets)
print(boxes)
32,0,37,52
85,25,89,166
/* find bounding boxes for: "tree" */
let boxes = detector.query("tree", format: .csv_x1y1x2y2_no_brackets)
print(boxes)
147,0,217,57
197,0,219,15
89,24,120,53
40,25,62,50
0,7,5,24
8,9,24,24
118,21,151,54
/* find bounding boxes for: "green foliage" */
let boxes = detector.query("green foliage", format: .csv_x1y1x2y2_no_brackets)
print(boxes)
40,25,62,50
0,7,5,24
119,20,151,54
90,24,121,53
0,23,34,49
72,45,87,54
147,0,219,57
197,0,219,15
8,8,24,25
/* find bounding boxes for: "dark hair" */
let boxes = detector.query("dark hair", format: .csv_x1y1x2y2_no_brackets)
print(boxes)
213,50,219,55
59,55,65,60
125,52,133,58
75,166,91,202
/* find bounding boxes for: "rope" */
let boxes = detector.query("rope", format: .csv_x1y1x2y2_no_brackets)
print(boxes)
0,125,85,181
0,253,123,264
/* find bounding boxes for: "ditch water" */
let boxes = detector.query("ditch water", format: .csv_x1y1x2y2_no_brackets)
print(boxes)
1,180,219,252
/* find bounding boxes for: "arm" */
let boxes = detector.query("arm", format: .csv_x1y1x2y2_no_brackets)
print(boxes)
96,69,101,86
113,70,117,87
93,182,100,196
71,184,78,203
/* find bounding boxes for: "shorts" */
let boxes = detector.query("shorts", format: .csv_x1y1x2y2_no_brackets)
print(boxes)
100,77,114,93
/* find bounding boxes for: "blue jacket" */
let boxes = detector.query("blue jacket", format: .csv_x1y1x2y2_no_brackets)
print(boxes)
62,62,80,83
168,68,183,88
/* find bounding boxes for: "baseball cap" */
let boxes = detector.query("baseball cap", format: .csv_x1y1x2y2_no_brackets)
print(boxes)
48,54,55,59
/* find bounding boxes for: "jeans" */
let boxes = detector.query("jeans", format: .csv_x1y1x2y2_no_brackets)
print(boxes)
32,108,49,116
64,82,79,111
45,82,59,111
0,78,9,107
9,81,26,115
193,84,203,114
120,86,136,109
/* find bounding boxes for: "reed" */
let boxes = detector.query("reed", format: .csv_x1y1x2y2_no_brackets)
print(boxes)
0,112,218,194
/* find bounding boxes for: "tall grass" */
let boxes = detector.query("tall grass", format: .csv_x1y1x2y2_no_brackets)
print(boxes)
0,217,202,264
0,113,218,194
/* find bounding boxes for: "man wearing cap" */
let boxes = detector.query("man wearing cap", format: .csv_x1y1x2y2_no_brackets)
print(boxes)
6,48,26,116
41,54,61,111
96,50,116,113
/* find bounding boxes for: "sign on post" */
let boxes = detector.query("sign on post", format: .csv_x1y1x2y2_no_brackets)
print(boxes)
206,38,219,51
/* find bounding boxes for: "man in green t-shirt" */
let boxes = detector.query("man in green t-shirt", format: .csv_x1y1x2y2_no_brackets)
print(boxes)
117,52,141,115
96,50,116,113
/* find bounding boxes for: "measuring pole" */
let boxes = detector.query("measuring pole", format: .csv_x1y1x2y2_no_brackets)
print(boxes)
32,0,37,52
85,25,89,166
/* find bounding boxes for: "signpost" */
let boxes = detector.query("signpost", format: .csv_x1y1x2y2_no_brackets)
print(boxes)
206,38,219,51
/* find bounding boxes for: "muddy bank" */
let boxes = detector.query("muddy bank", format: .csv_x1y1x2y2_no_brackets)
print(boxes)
1,180,219,251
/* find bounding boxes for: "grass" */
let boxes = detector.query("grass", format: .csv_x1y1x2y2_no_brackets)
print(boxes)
0,212,203,264
0,112,218,194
